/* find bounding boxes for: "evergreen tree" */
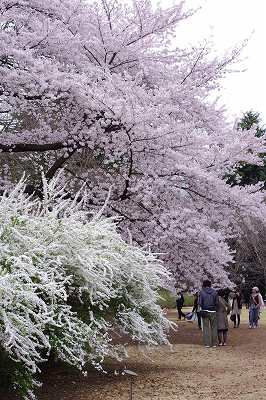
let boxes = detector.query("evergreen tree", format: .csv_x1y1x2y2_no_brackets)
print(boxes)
228,111,266,187
227,111,266,298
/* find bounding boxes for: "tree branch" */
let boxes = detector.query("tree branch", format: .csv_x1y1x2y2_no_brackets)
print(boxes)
0,142,64,153
45,149,77,181
180,44,207,85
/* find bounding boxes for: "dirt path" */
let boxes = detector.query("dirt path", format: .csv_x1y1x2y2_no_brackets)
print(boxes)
3,312,266,400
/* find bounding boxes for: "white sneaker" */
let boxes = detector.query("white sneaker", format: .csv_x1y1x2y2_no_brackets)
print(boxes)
205,345,210,348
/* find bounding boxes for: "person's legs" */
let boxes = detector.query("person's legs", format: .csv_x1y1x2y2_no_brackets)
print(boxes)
249,308,254,327
197,312,202,329
180,308,186,319
202,315,211,346
254,308,259,327
250,307,258,327
177,306,182,319
237,314,240,327
218,330,223,345
210,312,218,347
223,330,228,345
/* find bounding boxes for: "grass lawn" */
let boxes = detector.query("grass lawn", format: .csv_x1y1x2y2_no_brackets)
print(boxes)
170,306,266,325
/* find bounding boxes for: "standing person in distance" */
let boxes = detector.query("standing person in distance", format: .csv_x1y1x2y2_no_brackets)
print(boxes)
176,290,186,320
192,292,201,329
249,287,260,329
199,280,218,348
253,287,264,326
231,290,242,328
217,289,231,346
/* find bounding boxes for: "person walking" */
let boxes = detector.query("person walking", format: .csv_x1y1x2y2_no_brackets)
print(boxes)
231,291,242,328
249,287,260,328
217,289,231,346
253,287,264,327
192,292,201,329
199,280,218,348
176,291,186,320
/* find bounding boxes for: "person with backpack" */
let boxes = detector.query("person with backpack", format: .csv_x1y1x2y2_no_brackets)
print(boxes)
199,280,218,348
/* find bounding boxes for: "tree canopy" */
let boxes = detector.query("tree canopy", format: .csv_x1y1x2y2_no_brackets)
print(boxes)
0,0,266,289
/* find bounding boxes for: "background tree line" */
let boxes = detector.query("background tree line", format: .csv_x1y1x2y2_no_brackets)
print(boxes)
227,111,266,300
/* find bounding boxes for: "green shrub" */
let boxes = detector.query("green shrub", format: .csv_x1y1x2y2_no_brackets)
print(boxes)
158,290,194,308
183,293,194,307
158,289,176,308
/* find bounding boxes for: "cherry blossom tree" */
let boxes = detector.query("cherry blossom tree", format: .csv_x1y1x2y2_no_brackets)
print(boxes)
227,112,266,296
0,0,266,288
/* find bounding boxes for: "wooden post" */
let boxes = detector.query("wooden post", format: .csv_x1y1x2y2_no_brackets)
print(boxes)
124,369,138,400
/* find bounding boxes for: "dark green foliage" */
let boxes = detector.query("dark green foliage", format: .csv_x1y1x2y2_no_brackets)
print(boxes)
158,289,194,308
227,111,266,187
0,348,36,399
226,112,266,299
158,288,176,308
237,111,266,137
228,260,266,303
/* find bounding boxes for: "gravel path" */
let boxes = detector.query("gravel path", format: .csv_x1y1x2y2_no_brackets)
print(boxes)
3,311,266,400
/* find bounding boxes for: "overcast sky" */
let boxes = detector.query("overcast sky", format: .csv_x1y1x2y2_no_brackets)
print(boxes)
161,0,266,124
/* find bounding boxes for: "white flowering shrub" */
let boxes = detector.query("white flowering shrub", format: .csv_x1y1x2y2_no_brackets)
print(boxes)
0,175,171,399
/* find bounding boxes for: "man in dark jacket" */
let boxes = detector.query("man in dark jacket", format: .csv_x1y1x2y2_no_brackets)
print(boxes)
192,292,201,329
176,291,186,320
199,280,218,347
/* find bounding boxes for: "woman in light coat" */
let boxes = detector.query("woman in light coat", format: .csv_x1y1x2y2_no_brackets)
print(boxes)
217,289,231,346
231,291,242,328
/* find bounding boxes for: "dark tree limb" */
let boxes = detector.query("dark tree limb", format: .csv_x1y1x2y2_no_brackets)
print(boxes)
45,148,78,181
120,128,134,200
120,148,133,200
0,142,64,153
